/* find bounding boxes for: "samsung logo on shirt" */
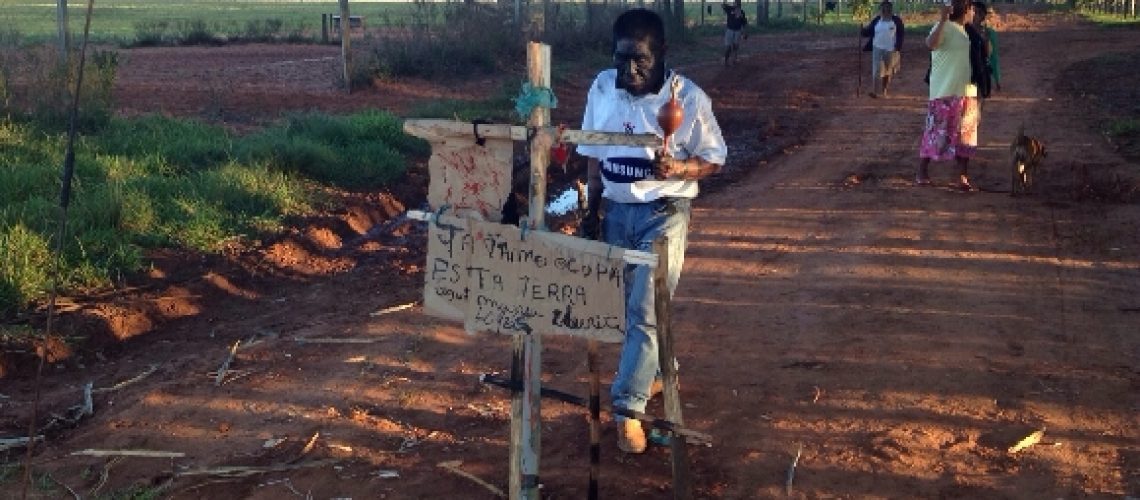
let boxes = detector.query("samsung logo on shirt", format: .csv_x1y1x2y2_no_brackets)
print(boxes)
603,157,654,183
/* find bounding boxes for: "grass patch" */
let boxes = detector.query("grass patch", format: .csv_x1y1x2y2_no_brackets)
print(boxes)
406,85,520,124
1058,49,1140,163
97,484,166,500
1056,49,1140,202
234,111,427,189
1078,9,1140,26
1,109,425,317
1107,118,1139,137
0,0,426,45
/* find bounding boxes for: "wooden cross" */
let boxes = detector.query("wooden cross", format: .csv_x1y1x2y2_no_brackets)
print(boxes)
403,42,691,500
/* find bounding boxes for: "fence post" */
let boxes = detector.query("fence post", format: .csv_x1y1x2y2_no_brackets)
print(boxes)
339,0,351,93
56,0,70,60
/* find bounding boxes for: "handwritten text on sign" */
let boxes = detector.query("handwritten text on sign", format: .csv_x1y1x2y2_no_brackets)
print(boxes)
466,220,625,342
424,217,473,322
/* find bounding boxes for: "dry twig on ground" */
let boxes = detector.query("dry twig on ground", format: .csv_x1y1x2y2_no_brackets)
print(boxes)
177,459,337,478
0,436,42,452
93,364,160,394
785,443,803,496
71,449,186,458
370,301,418,316
46,472,81,500
438,460,506,498
292,337,381,344
215,340,241,386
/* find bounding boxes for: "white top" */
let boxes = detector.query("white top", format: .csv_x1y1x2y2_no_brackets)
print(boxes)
873,17,897,51
929,22,978,99
577,70,728,204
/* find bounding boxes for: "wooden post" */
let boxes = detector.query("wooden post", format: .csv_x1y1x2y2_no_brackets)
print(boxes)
321,13,329,44
56,0,70,60
338,0,352,93
542,0,549,35
675,0,686,34
509,41,550,500
654,237,691,499
587,340,602,500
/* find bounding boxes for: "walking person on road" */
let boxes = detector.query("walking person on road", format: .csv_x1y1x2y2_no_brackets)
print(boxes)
577,8,727,454
971,1,1001,93
722,0,749,66
861,0,905,98
915,0,981,190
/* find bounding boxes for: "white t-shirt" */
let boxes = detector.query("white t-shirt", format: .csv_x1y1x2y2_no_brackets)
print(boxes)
577,70,728,204
928,22,977,100
873,17,897,51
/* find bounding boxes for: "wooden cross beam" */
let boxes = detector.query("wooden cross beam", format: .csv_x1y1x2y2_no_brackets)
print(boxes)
402,119,661,150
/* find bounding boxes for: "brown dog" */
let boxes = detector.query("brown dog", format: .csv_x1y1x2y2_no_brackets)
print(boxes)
1010,125,1046,196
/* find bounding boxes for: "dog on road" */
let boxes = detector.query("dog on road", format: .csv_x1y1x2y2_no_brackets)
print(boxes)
1010,125,1046,196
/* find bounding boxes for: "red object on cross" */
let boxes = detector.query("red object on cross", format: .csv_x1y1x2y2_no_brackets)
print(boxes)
551,143,569,166
551,124,570,169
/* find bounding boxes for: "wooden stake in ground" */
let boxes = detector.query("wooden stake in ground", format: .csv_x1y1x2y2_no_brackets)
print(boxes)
509,41,551,500
653,237,692,499
587,339,601,500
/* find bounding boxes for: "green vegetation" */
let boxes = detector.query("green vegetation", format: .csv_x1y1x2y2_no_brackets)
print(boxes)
406,85,520,124
1056,49,1139,202
1059,50,1140,163
0,111,426,317
95,484,166,500
0,0,425,45
235,110,429,188
1107,118,1139,137
1080,10,1140,26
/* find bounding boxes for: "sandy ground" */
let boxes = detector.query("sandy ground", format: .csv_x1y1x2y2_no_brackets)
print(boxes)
2,8,1138,499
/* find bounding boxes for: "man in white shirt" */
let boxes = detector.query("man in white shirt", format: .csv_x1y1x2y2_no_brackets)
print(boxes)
861,0,905,97
577,8,728,454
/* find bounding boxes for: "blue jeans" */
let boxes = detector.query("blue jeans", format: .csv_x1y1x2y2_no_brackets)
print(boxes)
602,197,691,419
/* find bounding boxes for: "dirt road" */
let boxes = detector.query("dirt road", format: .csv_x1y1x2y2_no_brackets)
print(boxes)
3,10,1137,499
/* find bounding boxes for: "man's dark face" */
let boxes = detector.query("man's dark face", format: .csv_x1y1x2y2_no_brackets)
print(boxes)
613,37,665,97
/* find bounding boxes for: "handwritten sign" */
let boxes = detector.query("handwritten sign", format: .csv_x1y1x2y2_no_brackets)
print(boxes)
427,137,513,221
464,220,625,343
424,217,474,322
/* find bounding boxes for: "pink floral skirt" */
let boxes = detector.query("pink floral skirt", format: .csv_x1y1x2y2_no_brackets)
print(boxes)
919,96,980,161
